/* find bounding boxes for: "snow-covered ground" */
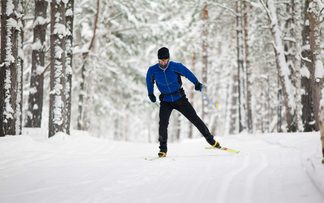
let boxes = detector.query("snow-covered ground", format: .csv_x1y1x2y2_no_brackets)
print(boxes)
0,129,324,203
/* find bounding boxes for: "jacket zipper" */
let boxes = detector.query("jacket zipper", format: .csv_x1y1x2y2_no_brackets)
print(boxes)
163,69,174,102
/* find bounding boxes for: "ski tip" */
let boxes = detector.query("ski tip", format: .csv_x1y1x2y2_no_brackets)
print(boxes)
206,146,240,154
144,156,166,161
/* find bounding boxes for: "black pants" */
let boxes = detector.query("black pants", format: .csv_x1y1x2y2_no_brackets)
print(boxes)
159,97,215,152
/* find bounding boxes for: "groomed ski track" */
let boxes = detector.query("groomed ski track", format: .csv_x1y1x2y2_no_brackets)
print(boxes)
0,131,323,203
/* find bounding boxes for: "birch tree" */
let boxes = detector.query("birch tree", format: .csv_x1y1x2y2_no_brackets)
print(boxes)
77,0,99,131
281,0,303,132
260,0,297,132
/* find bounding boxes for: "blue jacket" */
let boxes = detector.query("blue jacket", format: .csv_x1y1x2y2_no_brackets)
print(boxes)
146,61,199,102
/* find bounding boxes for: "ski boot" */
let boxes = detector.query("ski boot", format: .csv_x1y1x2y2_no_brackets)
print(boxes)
212,140,221,149
158,151,167,157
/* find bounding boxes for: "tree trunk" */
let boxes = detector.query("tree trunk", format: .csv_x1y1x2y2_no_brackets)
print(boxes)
243,0,253,133
49,0,67,137
236,0,244,132
308,0,322,131
301,0,316,131
16,1,24,135
307,0,324,161
283,0,300,132
65,0,74,134
77,59,88,130
201,3,208,121
188,52,196,139
0,0,6,136
261,0,296,132
26,0,48,128
172,113,181,142
229,73,238,134
77,0,100,130
0,0,20,136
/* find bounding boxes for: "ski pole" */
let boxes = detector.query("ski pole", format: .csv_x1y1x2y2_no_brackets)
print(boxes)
201,85,218,110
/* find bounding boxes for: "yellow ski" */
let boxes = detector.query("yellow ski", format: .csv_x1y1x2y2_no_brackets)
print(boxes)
205,146,240,154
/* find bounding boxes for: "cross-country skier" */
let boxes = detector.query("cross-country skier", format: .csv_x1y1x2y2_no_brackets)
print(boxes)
146,47,220,157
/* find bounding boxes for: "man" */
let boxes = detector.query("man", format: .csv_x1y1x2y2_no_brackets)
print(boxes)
146,47,220,157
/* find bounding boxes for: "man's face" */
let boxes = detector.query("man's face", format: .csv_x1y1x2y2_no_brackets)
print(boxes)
159,59,169,68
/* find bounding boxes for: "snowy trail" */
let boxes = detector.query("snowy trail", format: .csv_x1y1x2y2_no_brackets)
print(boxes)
0,131,324,203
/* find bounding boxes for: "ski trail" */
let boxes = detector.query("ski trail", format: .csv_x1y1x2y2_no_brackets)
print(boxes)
302,157,324,200
215,155,250,203
221,152,269,203
245,153,268,203
1,132,324,203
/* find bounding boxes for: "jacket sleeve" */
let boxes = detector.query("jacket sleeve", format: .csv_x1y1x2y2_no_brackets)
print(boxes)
175,63,199,85
146,67,154,95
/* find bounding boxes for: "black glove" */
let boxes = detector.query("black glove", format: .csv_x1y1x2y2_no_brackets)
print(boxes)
195,82,203,91
148,94,156,103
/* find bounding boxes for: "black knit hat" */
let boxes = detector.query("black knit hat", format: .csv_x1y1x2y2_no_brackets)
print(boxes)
157,47,170,59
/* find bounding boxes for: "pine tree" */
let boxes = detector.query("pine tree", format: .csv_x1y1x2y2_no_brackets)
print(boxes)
48,0,68,137
0,0,23,136
26,0,48,128
307,0,324,132
65,0,74,135
307,0,324,161
301,0,316,132
201,3,209,121
243,0,253,133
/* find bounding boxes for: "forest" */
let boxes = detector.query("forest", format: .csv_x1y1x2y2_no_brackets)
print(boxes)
0,0,324,154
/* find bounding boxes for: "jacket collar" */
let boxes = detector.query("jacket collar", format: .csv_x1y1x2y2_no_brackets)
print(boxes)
158,61,170,71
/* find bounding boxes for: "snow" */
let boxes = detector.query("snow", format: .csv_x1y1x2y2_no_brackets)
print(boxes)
315,60,324,79
6,0,14,15
308,0,324,15
31,39,43,51
54,23,70,38
33,16,49,27
54,45,64,59
36,65,45,75
53,96,64,125
0,129,323,203
7,18,18,30
266,0,296,113
301,65,311,79
65,8,73,17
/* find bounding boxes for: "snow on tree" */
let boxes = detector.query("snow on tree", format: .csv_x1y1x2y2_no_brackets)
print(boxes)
260,0,297,132
65,0,74,134
0,0,23,136
26,0,48,128
302,0,317,132
2,0,323,148
49,0,70,137
306,0,324,160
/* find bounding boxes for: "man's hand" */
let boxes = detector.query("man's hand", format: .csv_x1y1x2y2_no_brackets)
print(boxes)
195,82,203,91
148,94,156,102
